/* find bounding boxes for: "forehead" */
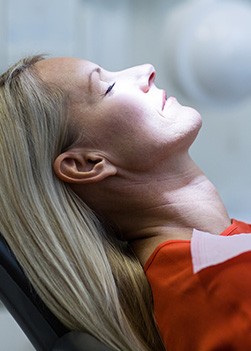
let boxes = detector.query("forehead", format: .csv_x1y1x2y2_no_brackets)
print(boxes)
35,57,97,97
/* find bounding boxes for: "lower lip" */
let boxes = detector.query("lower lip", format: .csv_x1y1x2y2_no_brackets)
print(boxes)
162,90,167,110
163,96,176,110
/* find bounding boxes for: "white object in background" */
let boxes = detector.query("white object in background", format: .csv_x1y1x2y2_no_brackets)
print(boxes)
165,0,251,105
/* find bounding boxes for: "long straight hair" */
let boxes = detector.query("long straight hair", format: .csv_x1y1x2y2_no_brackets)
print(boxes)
0,56,165,351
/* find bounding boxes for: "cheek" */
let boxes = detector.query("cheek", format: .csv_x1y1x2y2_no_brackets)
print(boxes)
90,100,161,167
97,98,151,140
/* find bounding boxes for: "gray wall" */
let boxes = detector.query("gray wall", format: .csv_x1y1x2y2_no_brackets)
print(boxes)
0,0,251,349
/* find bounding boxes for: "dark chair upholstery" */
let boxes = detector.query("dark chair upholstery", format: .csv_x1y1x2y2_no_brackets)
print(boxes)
0,234,114,351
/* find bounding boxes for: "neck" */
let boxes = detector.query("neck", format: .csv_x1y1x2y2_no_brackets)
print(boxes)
105,153,230,246
76,152,231,264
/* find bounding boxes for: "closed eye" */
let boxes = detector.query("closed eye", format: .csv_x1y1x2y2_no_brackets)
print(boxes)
105,82,116,96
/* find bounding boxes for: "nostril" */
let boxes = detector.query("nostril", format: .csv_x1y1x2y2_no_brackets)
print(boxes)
139,65,156,92
149,71,156,86
142,70,156,93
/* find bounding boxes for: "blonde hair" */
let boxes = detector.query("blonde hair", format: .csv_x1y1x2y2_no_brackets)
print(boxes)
0,56,164,351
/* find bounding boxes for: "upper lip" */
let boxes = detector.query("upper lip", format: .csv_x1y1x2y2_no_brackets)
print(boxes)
162,90,167,110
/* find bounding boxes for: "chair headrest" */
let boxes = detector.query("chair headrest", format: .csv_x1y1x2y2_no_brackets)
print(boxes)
0,234,115,351
0,234,68,351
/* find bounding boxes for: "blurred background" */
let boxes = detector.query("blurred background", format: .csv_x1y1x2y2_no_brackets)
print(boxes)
1,0,251,349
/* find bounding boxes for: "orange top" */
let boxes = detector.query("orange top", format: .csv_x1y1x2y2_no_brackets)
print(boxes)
144,219,251,351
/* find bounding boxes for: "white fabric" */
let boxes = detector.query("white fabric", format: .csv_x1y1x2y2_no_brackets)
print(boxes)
191,229,251,274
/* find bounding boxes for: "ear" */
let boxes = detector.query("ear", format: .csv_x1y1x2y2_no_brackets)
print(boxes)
53,148,117,184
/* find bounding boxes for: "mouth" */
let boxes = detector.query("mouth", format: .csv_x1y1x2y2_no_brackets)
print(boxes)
162,90,167,110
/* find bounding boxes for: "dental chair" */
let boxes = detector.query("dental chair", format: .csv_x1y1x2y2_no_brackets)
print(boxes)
0,234,114,351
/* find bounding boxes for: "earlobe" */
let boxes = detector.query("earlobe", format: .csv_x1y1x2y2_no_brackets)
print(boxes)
53,149,117,184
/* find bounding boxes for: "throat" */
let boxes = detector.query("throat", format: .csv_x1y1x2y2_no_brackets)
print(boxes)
125,177,231,265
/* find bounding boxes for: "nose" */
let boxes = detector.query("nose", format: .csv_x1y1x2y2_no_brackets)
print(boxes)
137,64,156,93
121,64,156,93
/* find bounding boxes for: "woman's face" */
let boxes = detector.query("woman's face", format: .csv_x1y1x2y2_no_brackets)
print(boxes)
36,57,202,172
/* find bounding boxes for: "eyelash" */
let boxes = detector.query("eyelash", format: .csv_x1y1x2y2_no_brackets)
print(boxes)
104,82,116,96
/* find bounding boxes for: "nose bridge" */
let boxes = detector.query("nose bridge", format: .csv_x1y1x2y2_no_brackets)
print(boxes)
135,63,154,80
116,64,156,91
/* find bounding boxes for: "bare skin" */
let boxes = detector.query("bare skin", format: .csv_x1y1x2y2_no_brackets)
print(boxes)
35,57,231,266
70,152,230,265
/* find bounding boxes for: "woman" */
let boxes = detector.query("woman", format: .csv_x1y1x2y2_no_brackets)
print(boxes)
0,56,165,351
0,55,250,350
44,57,251,350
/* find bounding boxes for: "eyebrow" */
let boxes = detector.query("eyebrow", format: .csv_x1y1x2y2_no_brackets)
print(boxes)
88,67,101,92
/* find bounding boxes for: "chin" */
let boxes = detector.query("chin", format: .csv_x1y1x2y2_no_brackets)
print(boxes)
186,118,202,149
185,105,202,134
179,110,203,150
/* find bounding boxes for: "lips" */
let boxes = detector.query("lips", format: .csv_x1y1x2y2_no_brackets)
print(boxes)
162,90,167,110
